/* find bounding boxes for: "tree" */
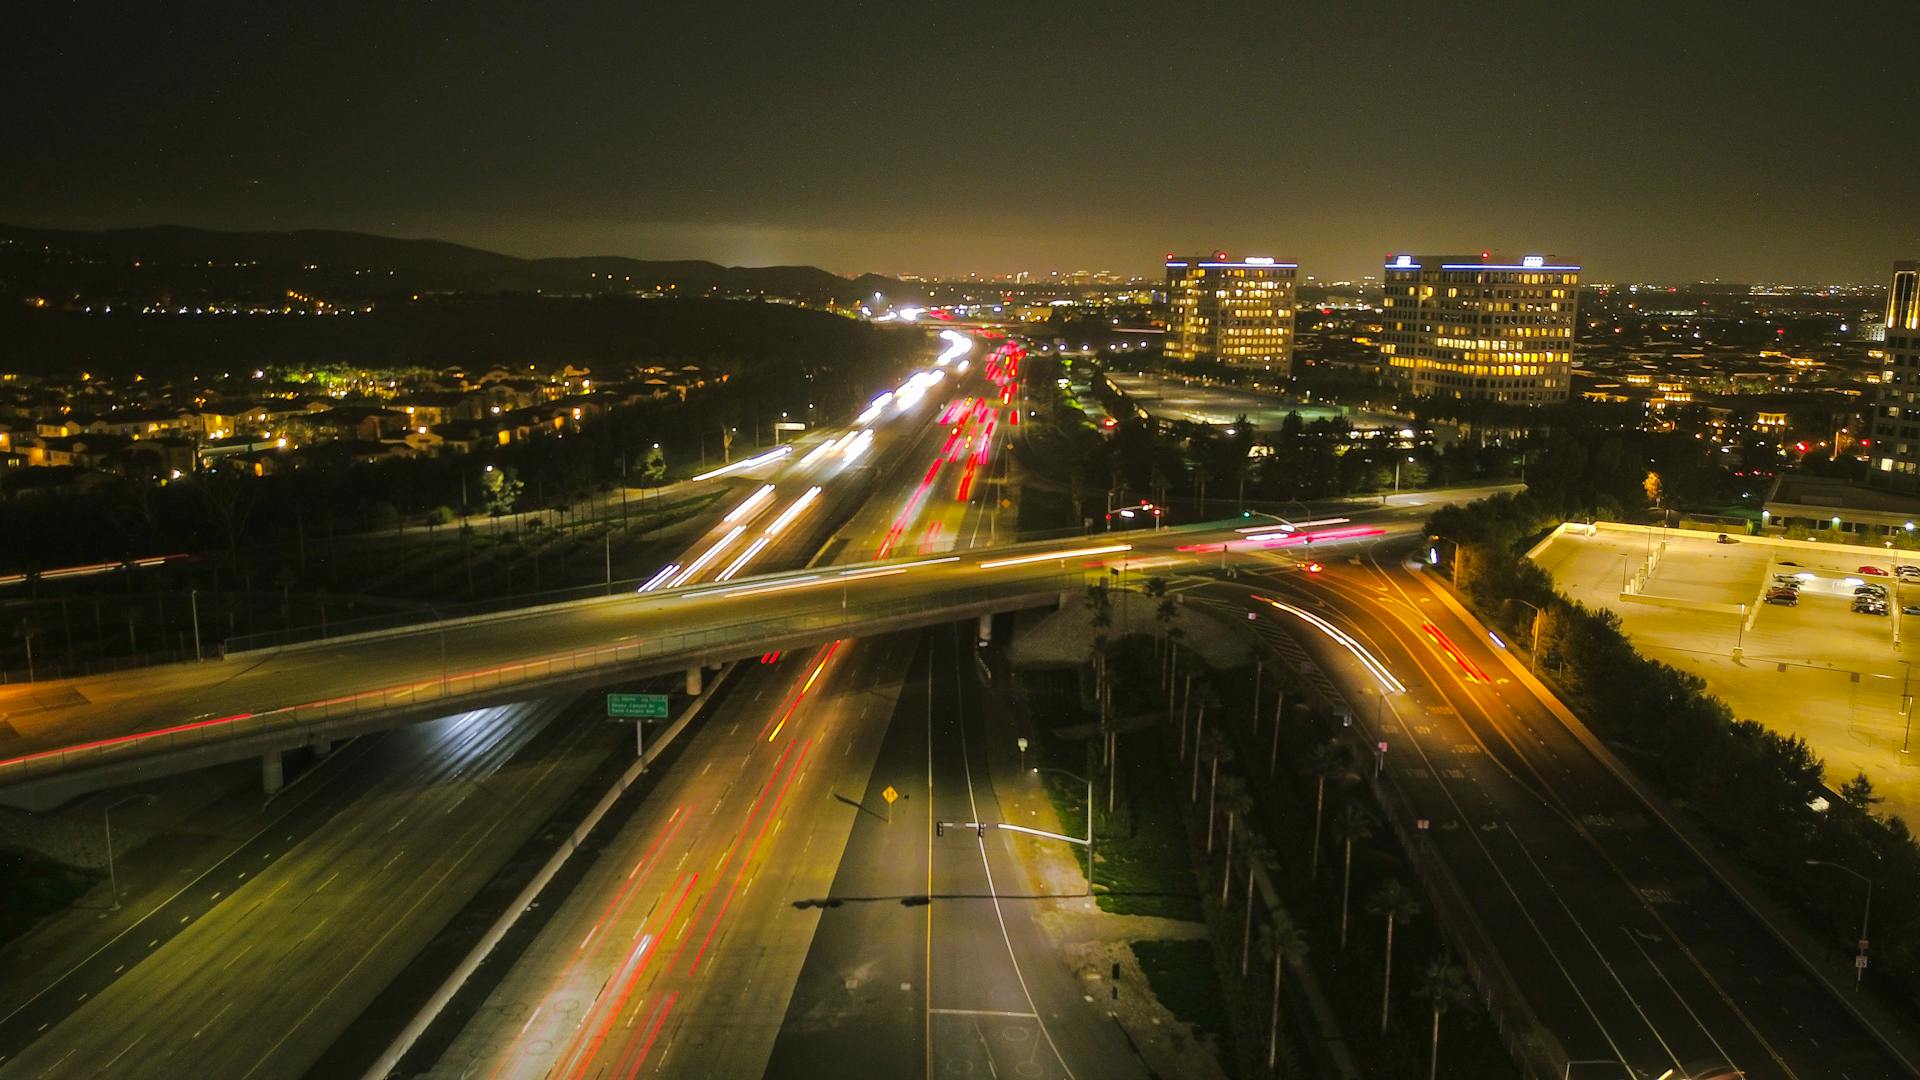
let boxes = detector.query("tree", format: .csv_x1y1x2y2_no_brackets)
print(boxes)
424,505,455,530
1642,469,1664,510
1840,771,1883,813
1219,777,1252,903
1332,800,1375,949
1304,741,1349,880
1417,955,1474,1080
640,444,667,486
1257,910,1309,1072
1368,879,1422,1034
1240,832,1273,976
1205,726,1236,853
482,467,524,526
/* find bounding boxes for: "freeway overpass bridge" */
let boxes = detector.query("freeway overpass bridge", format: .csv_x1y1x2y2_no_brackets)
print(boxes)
0,512,1434,809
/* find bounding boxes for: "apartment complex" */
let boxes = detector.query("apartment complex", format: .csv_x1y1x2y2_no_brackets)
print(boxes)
1164,254,1298,372
1869,261,1920,492
1378,253,1579,403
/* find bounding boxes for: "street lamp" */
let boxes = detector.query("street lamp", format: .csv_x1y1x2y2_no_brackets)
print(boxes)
1806,858,1873,990
103,793,159,910
1509,598,1545,674
1032,765,1096,890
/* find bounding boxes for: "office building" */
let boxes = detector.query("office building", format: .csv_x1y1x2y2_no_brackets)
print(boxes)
1378,253,1579,403
1164,253,1298,372
1870,261,1920,491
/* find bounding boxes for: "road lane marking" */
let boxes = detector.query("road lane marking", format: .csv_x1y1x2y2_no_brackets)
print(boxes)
947,631,1075,1080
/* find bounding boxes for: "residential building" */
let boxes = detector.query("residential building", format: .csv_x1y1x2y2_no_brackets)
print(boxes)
1163,253,1298,372
1378,253,1579,403
1870,261,1920,492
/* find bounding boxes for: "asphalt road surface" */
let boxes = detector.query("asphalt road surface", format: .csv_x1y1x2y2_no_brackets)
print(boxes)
1190,539,1915,1080
765,624,1149,1080
0,700,612,1080
0,488,1501,786
422,633,920,1079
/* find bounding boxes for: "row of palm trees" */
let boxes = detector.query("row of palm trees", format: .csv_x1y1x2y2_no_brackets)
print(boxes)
1132,589,1476,1078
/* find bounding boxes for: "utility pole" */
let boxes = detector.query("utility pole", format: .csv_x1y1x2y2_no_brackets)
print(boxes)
190,588,202,661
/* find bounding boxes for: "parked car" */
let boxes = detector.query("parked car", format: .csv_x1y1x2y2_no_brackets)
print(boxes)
1856,584,1889,597
1779,561,1801,567
1771,575,1802,589
1854,599,1888,615
1858,565,1891,576
1716,533,1737,544
1898,565,1920,578
1903,604,1920,616
1765,589,1799,606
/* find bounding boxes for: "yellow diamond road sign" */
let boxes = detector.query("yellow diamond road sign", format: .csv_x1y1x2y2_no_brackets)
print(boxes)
882,785,899,804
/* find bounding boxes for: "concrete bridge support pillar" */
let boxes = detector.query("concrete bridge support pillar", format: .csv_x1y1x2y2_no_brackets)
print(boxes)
686,666,704,696
262,750,284,795
310,735,333,756
977,613,994,645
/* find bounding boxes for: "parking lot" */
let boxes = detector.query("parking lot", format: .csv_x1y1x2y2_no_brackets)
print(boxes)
1534,523,1920,823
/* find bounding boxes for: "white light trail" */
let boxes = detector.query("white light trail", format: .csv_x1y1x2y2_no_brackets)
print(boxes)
719,575,823,599
839,555,959,577
797,440,837,468
978,543,1131,570
935,329,973,366
1254,596,1405,693
668,525,746,588
723,484,776,523
689,445,793,482
638,564,679,592
717,537,771,581
841,429,874,463
762,486,823,537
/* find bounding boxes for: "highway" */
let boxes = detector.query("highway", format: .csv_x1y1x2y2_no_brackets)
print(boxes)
423,635,916,1079
0,699,615,1079
423,334,1138,1078
1189,540,1913,1079
0,329,1023,1074
0,499,1488,794
764,624,1147,1080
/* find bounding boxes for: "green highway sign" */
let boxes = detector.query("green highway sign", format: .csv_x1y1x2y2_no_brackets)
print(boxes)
607,692,670,720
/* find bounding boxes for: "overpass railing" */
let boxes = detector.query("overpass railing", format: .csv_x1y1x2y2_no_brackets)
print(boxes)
0,571,1091,787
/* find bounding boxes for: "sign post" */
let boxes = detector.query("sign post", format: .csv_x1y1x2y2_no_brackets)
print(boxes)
882,784,900,823
609,693,671,770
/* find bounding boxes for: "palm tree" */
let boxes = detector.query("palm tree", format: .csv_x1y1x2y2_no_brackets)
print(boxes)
1239,833,1274,977
1204,732,1235,851
1144,575,1170,658
1368,879,1422,1034
1303,741,1348,881
1268,686,1287,775
1218,778,1252,901
1416,955,1474,1080
1331,801,1375,950
1194,725,1225,809
1257,910,1309,1071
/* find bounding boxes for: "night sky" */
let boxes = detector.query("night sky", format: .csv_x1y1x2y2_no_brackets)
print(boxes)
6,2,1917,283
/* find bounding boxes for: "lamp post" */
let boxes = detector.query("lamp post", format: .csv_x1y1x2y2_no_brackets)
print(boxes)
1902,659,1913,756
1510,598,1545,674
1032,765,1096,890
1806,859,1873,990
103,793,159,910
